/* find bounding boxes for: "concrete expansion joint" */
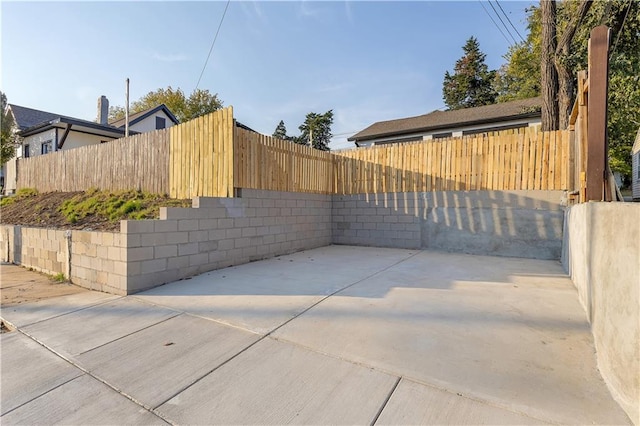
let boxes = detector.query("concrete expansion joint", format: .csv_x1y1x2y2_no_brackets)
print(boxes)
0,296,126,330
7,327,167,424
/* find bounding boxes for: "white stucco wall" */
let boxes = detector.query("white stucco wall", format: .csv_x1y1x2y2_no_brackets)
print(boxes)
61,131,112,151
21,129,57,157
129,111,176,133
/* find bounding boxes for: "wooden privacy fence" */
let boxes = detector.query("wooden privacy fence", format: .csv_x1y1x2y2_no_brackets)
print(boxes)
234,128,333,194
16,130,170,194
333,128,571,194
169,107,234,199
13,106,574,198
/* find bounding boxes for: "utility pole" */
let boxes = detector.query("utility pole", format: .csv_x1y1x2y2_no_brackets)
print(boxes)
309,127,313,147
125,78,130,137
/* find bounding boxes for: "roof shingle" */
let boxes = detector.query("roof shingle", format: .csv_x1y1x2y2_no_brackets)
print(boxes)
349,97,542,142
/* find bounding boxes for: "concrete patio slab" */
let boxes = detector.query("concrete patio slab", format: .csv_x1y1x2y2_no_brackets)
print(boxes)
157,336,398,425
1,246,630,425
376,378,544,425
77,313,260,408
1,291,119,328
21,297,179,358
135,246,416,334
273,250,630,425
1,332,82,415
0,374,167,425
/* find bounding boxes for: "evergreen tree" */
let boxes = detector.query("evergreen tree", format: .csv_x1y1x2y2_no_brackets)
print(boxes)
298,110,333,151
272,120,288,140
442,37,497,110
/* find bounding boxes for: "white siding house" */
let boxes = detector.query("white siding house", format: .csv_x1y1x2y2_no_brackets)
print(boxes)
349,97,542,147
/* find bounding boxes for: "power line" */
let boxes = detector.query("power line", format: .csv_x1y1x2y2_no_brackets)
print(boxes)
494,0,526,43
611,0,634,58
195,0,231,91
478,1,512,46
487,0,518,45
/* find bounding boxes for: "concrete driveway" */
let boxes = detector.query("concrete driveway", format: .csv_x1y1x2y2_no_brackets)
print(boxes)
0,246,631,425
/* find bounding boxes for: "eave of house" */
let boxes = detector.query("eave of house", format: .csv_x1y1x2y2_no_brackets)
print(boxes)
348,111,541,143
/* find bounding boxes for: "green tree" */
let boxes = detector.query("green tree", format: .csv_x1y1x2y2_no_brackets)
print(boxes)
109,87,223,123
501,1,639,180
272,120,289,140
1,91,19,165
442,37,497,110
495,7,542,102
298,110,333,151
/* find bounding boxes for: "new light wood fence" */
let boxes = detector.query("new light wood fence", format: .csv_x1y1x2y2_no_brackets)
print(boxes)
169,107,234,199
333,128,571,194
16,130,170,194
234,128,334,194
13,107,573,198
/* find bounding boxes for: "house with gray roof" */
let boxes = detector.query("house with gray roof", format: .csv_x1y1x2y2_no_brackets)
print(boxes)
8,97,179,159
349,97,542,147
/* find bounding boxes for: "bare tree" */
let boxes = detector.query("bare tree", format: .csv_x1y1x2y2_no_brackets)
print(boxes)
555,1,593,129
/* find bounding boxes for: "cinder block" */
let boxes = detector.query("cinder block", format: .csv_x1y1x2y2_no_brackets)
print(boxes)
199,219,217,230
218,218,234,229
121,220,155,234
188,230,210,243
141,232,167,246
165,232,189,245
129,246,155,262
107,246,123,261
189,253,209,267
234,237,251,249
198,241,218,252
208,229,226,241
178,219,199,232
154,220,178,233
242,227,257,237
140,258,167,274
218,239,234,251
226,228,242,239
155,244,178,259
167,255,189,270
178,242,199,256
112,260,127,275
192,197,223,209
124,233,141,248
234,217,250,228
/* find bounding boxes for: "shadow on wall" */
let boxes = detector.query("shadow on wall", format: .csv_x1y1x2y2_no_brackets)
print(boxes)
332,188,565,260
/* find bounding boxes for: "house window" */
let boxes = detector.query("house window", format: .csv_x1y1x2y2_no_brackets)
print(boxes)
23,144,30,158
156,117,166,130
432,132,453,139
41,140,53,155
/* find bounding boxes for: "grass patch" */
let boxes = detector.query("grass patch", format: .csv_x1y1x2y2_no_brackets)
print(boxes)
57,189,190,225
1,188,39,207
51,273,66,282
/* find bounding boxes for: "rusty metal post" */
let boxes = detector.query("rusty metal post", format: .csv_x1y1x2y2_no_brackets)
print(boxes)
586,26,610,201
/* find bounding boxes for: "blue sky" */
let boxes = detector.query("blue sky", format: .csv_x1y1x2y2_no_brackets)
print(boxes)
1,1,535,149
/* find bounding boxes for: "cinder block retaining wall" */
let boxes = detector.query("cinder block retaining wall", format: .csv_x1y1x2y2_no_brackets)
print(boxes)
1,189,563,294
333,190,565,260
562,203,639,425
1,189,331,295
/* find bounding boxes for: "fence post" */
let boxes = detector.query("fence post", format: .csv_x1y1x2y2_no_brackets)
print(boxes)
585,26,610,201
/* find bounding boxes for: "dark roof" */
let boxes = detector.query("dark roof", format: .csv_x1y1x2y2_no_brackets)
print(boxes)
348,97,542,142
9,104,129,138
9,104,62,131
110,104,179,128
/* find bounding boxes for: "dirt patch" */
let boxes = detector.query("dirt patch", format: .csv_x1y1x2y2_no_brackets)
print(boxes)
1,263,87,308
1,189,191,232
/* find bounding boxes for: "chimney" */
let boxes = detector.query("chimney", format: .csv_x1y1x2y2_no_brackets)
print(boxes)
97,95,109,125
